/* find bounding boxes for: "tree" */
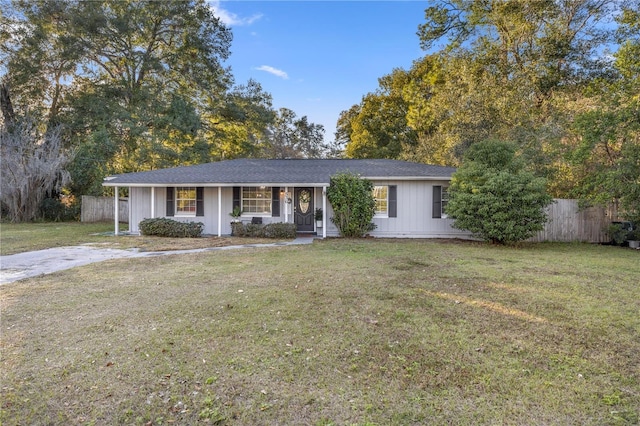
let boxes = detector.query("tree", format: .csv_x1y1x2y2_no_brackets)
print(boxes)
567,6,640,222
418,0,615,96
2,0,327,208
260,108,326,159
65,0,232,187
2,0,235,195
335,0,619,181
1,0,85,125
1,116,73,222
332,104,359,158
446,140,552,244
341,68,417,159
415,1,617,168
209,79,275,160
326,172,376,237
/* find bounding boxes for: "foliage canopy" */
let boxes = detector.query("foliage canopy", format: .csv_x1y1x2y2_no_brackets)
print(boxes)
0,0,327,213
336,0,639,220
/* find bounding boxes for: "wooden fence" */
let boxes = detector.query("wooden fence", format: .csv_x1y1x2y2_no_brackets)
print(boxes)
529,199,618,243
81,195,129,223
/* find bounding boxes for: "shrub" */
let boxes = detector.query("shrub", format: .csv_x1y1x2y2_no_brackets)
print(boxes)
326,172,377,237
230,221,245,236
231,222,297,238
39,196,80,222
608,223,629,245
446,140,553,244
264,222,297,238
139,218,203,238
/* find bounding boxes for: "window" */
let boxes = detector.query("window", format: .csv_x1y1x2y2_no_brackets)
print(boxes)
373,186,388,216
432,185,449,219
441,187,449,218
242,186,272,214
166,187,203,217
176,187,197,215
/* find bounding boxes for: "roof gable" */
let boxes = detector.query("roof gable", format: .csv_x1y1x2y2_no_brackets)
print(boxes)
103,159,456,186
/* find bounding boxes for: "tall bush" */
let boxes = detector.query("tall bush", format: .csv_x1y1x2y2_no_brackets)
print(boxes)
446,140,553,244
326,172,376,237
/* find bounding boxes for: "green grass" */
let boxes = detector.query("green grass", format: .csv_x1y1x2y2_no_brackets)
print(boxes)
1,237,639,425
0,222,125,255
0,222,291,255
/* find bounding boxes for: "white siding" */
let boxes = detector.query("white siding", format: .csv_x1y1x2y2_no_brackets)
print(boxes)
129,187,232,235
129,187,151,234
128,181,469,238
323,180,469,238
369,180,468,238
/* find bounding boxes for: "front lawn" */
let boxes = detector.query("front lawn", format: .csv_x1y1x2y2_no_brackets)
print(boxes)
0,222,124,255
0,222,291,255
1,239,638,425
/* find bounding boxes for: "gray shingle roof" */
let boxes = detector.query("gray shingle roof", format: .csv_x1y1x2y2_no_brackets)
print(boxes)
103,159,456,186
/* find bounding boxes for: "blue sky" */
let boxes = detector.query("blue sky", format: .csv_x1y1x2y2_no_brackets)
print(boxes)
210,1,430,142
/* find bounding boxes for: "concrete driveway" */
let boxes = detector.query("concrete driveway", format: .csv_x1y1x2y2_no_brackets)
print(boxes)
0,246,142,284
0,237,314,285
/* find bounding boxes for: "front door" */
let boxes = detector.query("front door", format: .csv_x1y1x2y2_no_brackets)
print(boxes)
294,187,314,232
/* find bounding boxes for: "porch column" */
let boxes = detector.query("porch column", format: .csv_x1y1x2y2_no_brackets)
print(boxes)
284,186,289,223
151,187,155,218
322,186,327,239
217,187,222,237
114,186,119,236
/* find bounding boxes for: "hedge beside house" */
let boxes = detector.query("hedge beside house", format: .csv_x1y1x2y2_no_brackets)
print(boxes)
231,222,297,239
139,218,204,238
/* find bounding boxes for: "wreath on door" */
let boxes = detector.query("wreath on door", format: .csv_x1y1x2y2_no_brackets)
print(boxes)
299,190,311,213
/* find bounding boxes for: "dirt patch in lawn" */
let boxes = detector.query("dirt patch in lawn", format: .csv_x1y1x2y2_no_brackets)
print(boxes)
89,235,293,252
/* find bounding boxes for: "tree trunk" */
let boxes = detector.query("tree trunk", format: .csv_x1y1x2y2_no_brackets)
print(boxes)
0,81,15,125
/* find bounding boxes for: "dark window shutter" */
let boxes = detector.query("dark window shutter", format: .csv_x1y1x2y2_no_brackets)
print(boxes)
166,187,175,217
196,187,204,216
388,185,397,218
272,187,280,217
432,185,442,219
233,187,241,211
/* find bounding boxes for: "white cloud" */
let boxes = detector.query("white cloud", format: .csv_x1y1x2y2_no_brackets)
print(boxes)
255,65,289,80
209,1,262,26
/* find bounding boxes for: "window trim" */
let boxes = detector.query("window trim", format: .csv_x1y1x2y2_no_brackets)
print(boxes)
441,186,449,219
433,185,449,219
373,185,389,218
241,186,272,216
175,187,197,216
